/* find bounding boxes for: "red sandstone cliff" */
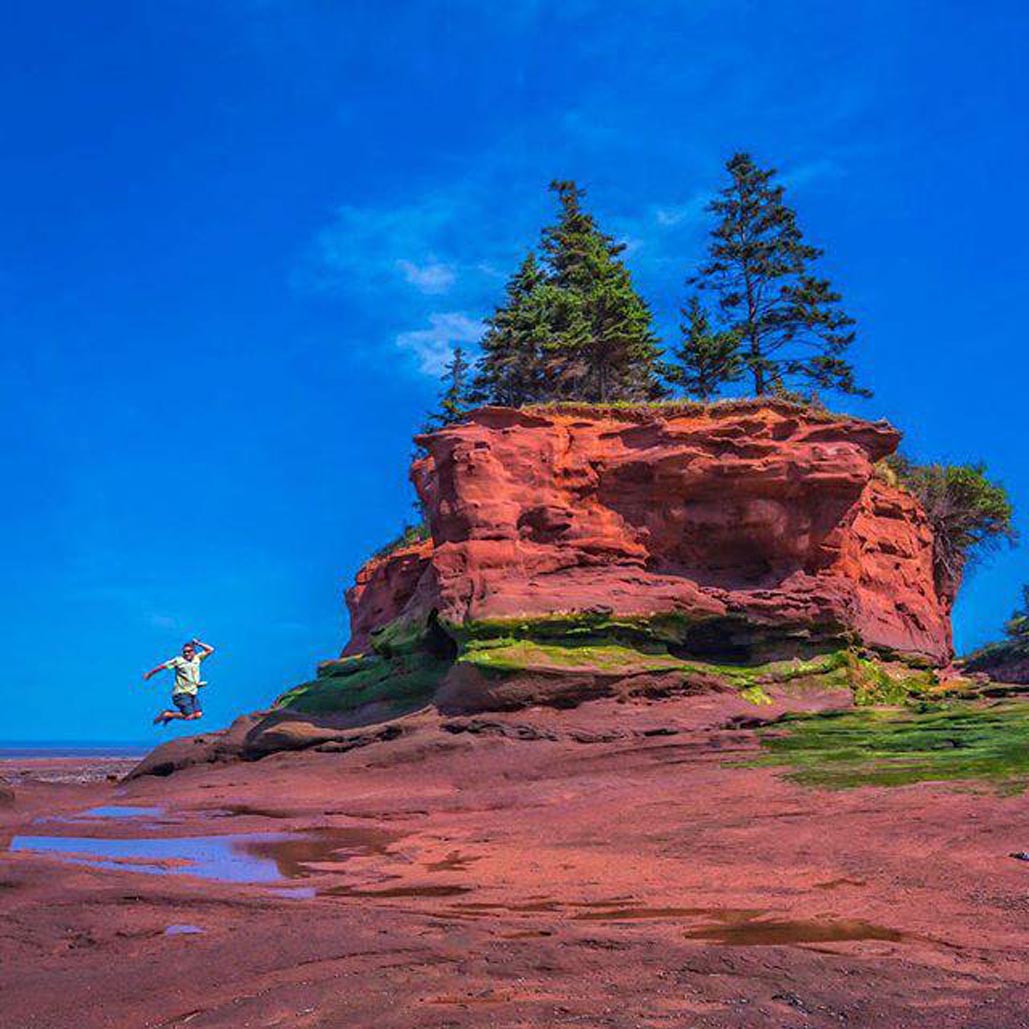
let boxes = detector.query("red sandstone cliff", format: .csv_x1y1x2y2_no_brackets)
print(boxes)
345,402,952,664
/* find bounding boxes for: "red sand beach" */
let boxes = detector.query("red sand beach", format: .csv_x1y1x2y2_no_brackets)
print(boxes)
3,694,1029,1028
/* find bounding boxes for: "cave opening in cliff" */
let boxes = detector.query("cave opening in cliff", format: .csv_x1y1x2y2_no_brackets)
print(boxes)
425,610,459,662
668,619,755,663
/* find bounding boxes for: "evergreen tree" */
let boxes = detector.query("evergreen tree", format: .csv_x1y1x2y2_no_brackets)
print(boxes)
669,296,742,400
888,456,1016,598
964,583,1029,673
424,345,472,431
1005,585,1029,644
540,181,666,402
690,153,868,398
470,252,551,406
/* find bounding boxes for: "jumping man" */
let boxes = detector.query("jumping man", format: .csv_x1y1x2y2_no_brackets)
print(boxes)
143,638,215,725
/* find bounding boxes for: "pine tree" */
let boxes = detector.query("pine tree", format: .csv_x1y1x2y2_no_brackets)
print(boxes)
669,296,742,400
540,181,666,402
424,345,472,431
690,153,868,398
1004,585,1029,644
470,252,551,407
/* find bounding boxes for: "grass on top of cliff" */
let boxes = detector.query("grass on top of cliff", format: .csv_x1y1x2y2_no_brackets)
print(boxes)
751,701,1029,791
518,396,852,425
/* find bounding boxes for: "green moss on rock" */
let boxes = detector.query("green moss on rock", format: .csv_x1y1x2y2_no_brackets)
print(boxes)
453,626,932,707
277,652,447,717
444,610,701,649
283,610,946,718
458,638,686,675
740,685,774,706
276,617,449,717
841,651,937,706
751,701,1029,791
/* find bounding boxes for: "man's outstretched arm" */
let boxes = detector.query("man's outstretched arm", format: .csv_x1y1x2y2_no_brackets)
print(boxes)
142,660,172,682
192,638,215,660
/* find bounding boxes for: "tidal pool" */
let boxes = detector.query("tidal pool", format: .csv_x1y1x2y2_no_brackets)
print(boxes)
33,805,167,826
9,826,395,884
81,806,165,819
684,915,906,946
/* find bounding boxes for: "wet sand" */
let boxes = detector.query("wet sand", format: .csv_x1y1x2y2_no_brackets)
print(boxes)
0,755,142,786
3,695,1029,1027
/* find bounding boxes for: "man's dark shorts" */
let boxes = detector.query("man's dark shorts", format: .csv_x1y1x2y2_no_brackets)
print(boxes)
172,693,201,716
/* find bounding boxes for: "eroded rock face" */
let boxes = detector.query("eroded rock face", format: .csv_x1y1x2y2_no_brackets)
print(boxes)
964,652,1029,685
346,402,952,664
345,539,432,656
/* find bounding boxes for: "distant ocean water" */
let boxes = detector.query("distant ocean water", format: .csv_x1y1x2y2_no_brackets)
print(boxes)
0,742,149,759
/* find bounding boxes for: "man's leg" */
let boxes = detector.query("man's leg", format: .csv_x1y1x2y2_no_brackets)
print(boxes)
180,695,202,721
153,709,186,725
155,695,194,725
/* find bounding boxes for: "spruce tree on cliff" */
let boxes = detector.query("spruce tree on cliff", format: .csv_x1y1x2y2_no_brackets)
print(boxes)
470,253,551,406
424,345,472,430
689,153,868,398
669,297,742,400
540,181,666,403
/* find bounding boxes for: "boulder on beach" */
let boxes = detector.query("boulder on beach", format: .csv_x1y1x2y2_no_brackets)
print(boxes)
127,714,260,779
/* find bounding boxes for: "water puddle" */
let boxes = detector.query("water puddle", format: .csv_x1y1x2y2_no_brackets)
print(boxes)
573,905,762,922
9,826,397,884
684,915,905,946
453,899,562,913
83,806,165,819
423,897,905,949
33,805,167,826
164,924,204,936
11,834,286,882
270,886,318,900
203,804,293,820
323,882,472,899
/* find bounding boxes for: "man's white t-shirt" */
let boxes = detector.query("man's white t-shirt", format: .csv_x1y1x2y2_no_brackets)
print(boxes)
167,655,203,696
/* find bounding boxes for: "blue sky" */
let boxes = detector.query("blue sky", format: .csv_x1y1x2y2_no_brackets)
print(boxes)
2,1,1026,742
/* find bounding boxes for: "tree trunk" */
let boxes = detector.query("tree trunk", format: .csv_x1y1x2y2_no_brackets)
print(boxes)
749,331,765,394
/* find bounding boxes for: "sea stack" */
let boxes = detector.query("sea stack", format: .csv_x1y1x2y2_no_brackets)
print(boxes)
276,400,952,723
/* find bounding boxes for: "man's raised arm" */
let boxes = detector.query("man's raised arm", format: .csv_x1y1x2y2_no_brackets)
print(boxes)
192,638,215,660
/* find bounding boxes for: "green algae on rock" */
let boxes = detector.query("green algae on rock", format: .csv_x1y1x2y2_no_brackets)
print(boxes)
279,616,452,718
276,607,949,719
750,701,1029,790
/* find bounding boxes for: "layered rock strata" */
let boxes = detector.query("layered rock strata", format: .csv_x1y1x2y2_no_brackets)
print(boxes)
347,402,951,664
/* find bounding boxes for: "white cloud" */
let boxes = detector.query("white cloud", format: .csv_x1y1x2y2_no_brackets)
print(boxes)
654,193,710,228
395,259,456,294
299,197,463,296
294,184,529,379
395,312,483,375
780,158,844,190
